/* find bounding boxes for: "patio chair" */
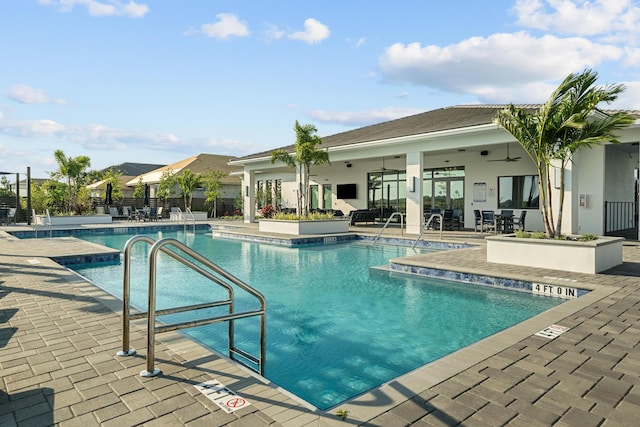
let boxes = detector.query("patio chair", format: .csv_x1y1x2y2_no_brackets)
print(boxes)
6,208,16,225
122,206,132,221
0,207,8,226
473,209,482,232
149,207,158,221
442,209,455,230
512,210,527,231
155,206,163,221
481,211,496,233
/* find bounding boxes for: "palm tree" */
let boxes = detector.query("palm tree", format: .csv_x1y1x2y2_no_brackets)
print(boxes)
270,121,329,216
495,69,634,237
175,169,202,211
53,149,91,214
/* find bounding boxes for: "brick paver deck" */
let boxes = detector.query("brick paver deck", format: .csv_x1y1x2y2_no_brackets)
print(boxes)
1,223,639,426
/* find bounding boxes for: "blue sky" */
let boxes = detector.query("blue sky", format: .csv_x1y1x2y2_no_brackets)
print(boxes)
1,0,640,179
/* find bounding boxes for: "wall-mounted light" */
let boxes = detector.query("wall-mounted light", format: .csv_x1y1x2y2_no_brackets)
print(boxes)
407,176,416,192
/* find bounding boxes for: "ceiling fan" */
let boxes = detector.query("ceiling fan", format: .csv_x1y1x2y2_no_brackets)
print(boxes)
373,157,398,173
488,144,521,162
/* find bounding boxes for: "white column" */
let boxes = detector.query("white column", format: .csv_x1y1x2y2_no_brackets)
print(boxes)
406,151,424,234
243,170,256,223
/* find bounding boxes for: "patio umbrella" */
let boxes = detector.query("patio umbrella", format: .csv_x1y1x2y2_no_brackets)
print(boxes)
143,183,150,206
105,182,113,205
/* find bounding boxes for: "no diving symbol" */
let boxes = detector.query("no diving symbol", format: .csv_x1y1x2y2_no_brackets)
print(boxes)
226,397,246,409
195,380,251,413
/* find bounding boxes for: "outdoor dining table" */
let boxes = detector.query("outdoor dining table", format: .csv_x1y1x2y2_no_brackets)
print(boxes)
494,213,515,234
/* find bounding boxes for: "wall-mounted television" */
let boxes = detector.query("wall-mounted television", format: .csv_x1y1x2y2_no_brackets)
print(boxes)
336,183,357,199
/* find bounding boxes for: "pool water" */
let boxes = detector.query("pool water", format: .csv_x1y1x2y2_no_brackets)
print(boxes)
70,229,564,410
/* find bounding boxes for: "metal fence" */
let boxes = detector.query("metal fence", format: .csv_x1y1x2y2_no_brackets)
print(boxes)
604,201,637,238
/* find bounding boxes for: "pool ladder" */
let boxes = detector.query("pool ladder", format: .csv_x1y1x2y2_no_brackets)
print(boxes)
174,207,196,232
117,235,267,377
412,213,443,249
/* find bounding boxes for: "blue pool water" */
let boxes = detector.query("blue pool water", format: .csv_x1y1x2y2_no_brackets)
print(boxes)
70,229,564,409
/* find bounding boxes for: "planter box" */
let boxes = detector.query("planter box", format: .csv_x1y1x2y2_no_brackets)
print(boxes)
486,234,624,274
35,214,113,226
169,211,208,221
259,219,350,235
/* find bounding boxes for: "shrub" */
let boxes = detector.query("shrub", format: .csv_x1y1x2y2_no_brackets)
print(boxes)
272,212,335,221
578,233,598,241
260,204,275,218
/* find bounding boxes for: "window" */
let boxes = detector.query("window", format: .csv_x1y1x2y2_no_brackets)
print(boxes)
322,184,332,209
498,175,539,209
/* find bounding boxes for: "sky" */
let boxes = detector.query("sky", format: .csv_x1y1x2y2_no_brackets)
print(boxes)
1,0,640,180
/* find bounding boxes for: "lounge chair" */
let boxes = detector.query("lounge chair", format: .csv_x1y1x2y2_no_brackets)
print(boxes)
349,209,378,225
109,207,126,220
155,206,163,221
149,207,158,221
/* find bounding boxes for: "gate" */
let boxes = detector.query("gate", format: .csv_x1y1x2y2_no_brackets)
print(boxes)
604,201,638,239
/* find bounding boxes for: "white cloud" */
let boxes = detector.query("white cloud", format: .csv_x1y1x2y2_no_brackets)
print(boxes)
264,23,285,41
608,81,640,109
37,0,149,18
0,114,260,156
309,107,426,127
512,0,640,40
288,18,330,44
191,13,250,40
378,32,624,103
8,84,67,104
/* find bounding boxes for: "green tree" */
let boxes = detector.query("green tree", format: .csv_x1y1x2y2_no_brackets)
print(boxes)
53,150,91,214
0,176,13,197
494,69,634,237
270,120,329,216
202,170,227,217
157,168,176,207
175,169,202,211
133,177,146,206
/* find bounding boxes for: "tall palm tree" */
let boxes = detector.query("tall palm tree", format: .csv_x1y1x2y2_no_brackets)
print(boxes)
53,149,91,214
271,121,329,216
495,69,634,237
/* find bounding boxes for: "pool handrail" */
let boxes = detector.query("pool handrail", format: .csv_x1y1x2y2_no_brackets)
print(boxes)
412,213,443,249
371,212,405,245
32,208,52,238
117,235,267,377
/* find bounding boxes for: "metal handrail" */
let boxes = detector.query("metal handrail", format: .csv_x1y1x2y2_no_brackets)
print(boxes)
117,235,267,377
412,213,443,249
174,207,196,231
33,208,52,238
371,212,405,245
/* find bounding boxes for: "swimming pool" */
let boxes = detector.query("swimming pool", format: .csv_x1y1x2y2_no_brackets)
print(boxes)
69,229,565,410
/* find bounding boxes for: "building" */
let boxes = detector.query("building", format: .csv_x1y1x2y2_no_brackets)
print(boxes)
126,153,241,215
230,105,640,238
